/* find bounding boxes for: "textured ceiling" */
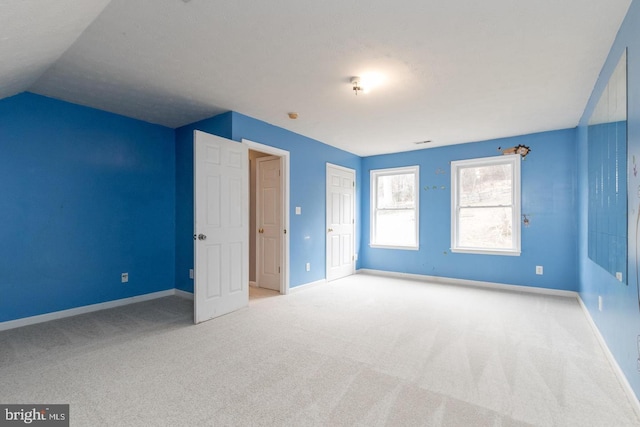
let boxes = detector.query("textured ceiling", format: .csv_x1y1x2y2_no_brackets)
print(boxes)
3,0,632,156
0,0,111,98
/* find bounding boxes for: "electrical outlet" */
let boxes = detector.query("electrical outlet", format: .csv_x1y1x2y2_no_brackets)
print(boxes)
189,269,194,279
121,272,129,283
295,207,301,215
535,266,543,275
354,253,358,261
305,263,310,272
598,295,603,312
616,272,623,282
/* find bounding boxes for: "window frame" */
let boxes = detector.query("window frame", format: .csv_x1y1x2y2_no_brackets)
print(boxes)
450,155,521,256
370,165,420,250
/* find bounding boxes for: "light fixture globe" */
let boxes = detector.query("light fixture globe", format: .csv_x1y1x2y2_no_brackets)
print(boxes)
351,77,363,95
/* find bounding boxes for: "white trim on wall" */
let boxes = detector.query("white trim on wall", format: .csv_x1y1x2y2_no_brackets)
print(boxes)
174,289,194,300
0,289,190,332
358,269,577,298
577,298,640,419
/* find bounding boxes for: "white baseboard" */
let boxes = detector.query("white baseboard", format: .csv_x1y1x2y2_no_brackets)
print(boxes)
0,289,186,332
174,289,194,300
576,297,640,419
288,279,327,293
249,281,258,288
358,269,578,298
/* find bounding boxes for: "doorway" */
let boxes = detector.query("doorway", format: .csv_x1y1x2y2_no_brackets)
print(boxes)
245,139,290,295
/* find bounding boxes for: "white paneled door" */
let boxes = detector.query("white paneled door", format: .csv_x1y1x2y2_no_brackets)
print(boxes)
326,163,356,281
194,130,249,324
256,156,281,291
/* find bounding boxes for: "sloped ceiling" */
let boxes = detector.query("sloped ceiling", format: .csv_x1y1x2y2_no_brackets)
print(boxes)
3,0,632,156
0,0,111,99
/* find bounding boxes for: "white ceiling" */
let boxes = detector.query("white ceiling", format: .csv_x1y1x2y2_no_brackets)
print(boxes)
2,0,631,156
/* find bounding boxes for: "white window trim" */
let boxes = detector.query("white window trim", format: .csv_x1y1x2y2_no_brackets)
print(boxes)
370,165,419,250
451,155,521,256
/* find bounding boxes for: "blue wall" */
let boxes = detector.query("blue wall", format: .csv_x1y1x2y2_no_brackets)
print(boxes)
361,129,578,291
174,112,361,291
578,0,640,398
0,93,176,322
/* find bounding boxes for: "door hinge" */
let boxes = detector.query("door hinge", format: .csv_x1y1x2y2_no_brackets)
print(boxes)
353,181,355,187
352,255,354,261
278,267,281,273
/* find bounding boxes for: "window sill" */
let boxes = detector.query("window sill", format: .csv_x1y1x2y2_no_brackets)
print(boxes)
450,248,521,256
370,244,419,251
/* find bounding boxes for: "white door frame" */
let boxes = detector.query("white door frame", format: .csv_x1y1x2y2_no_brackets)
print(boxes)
326,163,356,281
242,139,290,295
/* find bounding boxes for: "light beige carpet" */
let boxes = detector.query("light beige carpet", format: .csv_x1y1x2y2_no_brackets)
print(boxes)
1,273,638,426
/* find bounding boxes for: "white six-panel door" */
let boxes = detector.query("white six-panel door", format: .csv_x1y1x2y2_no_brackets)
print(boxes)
326,163,356,281
256,156,281,291
194,130,249,324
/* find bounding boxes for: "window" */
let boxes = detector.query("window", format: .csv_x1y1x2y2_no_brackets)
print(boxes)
451,155,521,255
370,166,419,249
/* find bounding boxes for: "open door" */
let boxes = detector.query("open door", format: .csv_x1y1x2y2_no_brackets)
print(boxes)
243,138,290,294
194,130,249,324
256,155,281,291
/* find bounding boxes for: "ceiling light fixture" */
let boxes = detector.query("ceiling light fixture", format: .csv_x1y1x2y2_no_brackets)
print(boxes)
351,73,385,96
351,77,363,95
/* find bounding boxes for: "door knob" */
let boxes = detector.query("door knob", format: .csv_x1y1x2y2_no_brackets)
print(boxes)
198,234,207,240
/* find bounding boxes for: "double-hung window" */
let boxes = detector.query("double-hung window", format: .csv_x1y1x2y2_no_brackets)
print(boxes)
451,155,521,255
370,166,419,250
